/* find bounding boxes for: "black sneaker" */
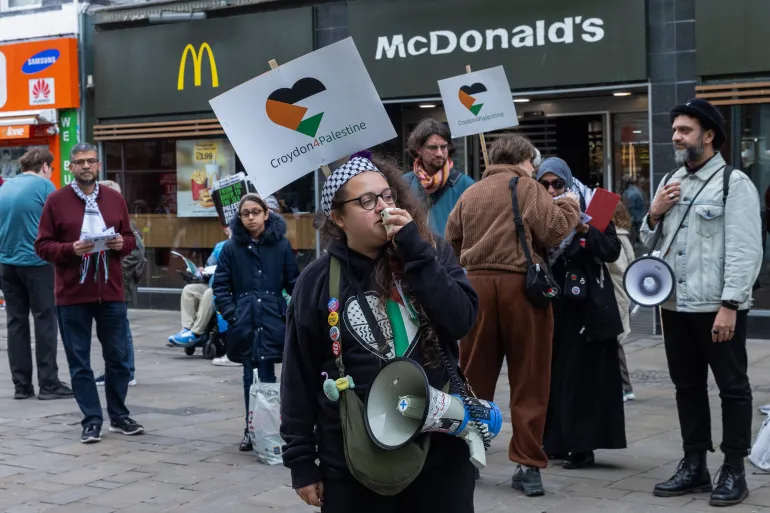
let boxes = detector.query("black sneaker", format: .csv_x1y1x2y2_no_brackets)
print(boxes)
512,465,545,497
14,385,34,400
239,430,253,451
81,424,102,444
38,382,74,400
109,417,144,436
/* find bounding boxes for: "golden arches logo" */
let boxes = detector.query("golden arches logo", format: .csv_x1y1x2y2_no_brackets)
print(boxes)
177,43,219,91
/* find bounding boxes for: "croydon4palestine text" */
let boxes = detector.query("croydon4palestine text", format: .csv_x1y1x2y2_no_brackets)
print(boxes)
271,122,368,169
458,112,505,126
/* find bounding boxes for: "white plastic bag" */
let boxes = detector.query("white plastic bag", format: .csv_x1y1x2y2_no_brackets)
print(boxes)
749,414,770,471
247,370,284,465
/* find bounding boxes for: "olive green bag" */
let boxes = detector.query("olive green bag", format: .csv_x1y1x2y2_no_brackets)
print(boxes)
329,257,431,496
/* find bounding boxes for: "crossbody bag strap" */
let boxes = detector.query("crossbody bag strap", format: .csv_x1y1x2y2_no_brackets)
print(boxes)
509,177,535,267
329,257,346,378
660,165,726,258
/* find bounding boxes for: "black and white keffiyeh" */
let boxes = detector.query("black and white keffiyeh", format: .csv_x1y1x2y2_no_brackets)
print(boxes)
71,181,110,283
321,152,383,217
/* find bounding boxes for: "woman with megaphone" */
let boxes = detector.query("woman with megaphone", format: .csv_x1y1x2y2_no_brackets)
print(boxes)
279,151,479,512
538,157,628,469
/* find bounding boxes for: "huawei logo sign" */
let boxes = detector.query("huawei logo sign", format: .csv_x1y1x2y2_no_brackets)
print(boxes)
32,79,50,100
28,78,55,106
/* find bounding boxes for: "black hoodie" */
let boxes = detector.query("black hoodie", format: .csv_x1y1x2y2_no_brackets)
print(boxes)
280,221,479,489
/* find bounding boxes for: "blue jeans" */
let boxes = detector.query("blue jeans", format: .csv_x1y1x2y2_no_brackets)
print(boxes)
57,302,131,427
243,359,276,428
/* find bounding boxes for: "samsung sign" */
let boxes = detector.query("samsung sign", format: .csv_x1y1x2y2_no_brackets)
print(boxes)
349,0,646,99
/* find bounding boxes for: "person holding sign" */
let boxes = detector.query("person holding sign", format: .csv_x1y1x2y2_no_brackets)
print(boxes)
281,152,478,512
536,157,627,470
445,137,580,497
403,119,474,236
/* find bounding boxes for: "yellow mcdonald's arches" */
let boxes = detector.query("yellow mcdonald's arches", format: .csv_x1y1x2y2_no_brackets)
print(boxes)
177,43,219,91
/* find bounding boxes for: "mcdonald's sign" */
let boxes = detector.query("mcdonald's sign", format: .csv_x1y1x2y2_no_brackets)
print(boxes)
178,43,219,91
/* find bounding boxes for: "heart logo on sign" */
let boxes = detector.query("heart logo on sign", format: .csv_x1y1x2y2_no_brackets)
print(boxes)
265,77,326,137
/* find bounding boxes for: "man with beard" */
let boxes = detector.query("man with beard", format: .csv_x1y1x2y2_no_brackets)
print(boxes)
35,143,144,444
403,119,474,236
640,99,762,507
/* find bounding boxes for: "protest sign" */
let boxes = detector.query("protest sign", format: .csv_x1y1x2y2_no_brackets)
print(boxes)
209,37,396,197
211,172,257,227
438,65,519,140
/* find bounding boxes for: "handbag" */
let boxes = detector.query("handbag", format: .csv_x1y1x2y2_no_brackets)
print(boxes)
509,177,560,308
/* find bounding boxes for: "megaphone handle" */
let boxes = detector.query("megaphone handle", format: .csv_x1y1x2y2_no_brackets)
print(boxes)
645,215,665,256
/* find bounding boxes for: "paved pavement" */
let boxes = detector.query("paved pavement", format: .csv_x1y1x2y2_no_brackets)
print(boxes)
1,308,770,512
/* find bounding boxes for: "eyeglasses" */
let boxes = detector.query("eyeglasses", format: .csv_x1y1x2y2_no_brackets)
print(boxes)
338,188,397,211
423,144,449,153
240,209,264,219
539,179,566,190
72,158,100,167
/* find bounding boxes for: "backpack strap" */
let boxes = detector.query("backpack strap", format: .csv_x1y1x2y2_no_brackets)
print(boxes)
329,255,341,302
723,165,734,205
328,256,345,379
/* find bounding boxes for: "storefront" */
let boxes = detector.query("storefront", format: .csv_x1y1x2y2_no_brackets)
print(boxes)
92,7,315,308
695,0,770,331
0,37,80,187
348,0,651,228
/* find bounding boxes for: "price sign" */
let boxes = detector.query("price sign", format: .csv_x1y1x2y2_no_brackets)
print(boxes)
194,141,218,163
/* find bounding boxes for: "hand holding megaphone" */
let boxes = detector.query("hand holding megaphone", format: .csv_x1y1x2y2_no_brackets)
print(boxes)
381,208,413,240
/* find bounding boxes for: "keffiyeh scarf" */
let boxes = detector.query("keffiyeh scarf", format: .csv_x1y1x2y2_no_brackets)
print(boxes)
71,181,109,283
547,177,594,265
413,157,453,195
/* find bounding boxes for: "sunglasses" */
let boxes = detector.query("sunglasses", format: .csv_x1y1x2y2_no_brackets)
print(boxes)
539,179,566,190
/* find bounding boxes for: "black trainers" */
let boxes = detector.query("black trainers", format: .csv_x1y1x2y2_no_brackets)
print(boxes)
710,463,749,507
81,424,102,444
14,385,34,400
109,417,144,436
563,451,596,469
654,452,712,497
239,430,253,452
512,465,545,497
38,382,74,401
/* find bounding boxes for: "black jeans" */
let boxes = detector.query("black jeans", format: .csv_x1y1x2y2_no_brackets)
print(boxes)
57,302,131,427
321,436,476,513
0,264,60,389
661,309,752,457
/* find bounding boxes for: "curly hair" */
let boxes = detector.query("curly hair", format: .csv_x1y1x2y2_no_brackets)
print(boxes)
613,200,633,230
406,119,455,159
315,155,441,365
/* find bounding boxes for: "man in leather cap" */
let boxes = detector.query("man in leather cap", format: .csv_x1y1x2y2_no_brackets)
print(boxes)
640,99,762,507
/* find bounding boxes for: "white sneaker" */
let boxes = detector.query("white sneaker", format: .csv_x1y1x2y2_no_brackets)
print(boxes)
759,404,770,415
623,391,636,402
129,379,137,387
212,355,241,367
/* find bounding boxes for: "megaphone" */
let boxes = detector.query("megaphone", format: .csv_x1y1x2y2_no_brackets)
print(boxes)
365,358,502,469
623,255,675,307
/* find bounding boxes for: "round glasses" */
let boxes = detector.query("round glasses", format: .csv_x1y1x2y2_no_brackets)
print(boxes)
338,188,397,211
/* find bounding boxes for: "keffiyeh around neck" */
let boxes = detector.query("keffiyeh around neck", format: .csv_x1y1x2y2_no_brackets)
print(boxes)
71,181,109,283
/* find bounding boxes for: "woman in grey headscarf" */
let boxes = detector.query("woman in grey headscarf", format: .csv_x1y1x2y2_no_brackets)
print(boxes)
537,157,628,469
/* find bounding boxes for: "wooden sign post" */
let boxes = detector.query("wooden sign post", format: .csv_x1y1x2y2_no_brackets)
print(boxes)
466,64,490,169
269,59,332,178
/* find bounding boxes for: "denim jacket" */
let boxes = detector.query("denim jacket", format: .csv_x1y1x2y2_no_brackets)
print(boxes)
640,153,762,313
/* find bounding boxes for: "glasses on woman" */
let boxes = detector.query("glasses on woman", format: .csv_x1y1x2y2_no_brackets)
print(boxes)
338,188,397,211
240,209,264,219
539,179,566,190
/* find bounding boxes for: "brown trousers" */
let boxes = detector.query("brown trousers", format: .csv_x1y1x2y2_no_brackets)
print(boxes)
459,271,553,469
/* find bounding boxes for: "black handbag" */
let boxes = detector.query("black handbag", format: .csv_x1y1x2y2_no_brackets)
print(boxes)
509,177,560,309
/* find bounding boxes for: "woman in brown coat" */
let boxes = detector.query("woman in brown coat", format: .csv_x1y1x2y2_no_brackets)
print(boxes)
445,136,580,497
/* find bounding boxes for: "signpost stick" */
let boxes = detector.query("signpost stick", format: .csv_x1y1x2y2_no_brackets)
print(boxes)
269,59,332,178
466,65,490,169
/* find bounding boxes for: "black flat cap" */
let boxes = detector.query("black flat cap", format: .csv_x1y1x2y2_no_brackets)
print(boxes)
670,98,726,150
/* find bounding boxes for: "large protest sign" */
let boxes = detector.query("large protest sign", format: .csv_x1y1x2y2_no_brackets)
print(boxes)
209,37,397,197
211,172,257,227
438,65,518,139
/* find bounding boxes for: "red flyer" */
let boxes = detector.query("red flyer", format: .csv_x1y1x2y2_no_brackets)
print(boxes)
585,188,621,233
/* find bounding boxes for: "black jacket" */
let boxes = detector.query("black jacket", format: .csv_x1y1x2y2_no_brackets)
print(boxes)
279,222,479,489
213,213,299,363
553,222,624,342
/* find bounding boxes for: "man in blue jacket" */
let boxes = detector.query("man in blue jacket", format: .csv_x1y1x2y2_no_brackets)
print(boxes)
402,119,475,236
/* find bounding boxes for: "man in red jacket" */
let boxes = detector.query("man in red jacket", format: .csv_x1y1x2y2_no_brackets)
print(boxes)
35,143,144,444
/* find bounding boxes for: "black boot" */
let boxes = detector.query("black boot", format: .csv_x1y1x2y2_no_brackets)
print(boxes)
653,452,712,497
563,451,595,469
710,457,749,507
239,430,253,452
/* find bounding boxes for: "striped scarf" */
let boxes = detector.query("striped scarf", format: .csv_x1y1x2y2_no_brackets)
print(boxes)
71,182,109,284
413,157,453,195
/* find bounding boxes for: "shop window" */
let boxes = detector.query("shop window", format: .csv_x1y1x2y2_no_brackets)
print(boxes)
612,112,651,254
0,144,47,179
1,0,41,10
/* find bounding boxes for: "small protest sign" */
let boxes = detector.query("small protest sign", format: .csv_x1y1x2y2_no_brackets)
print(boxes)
209,37,396,197
211,172,257,227
438,65,519,139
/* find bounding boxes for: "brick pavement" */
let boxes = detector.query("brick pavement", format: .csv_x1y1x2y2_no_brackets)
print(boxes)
1,308,770,512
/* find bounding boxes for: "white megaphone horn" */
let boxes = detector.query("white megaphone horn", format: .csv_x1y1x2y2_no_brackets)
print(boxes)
623,217,675,308
365,358,502,469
